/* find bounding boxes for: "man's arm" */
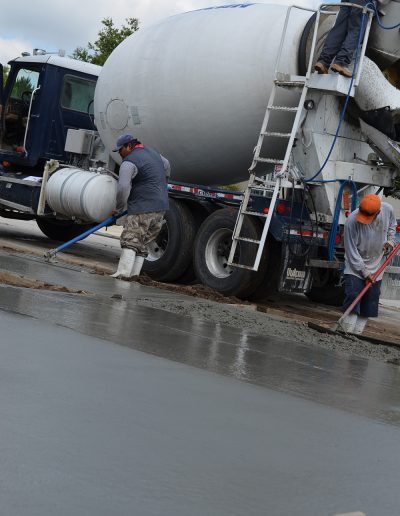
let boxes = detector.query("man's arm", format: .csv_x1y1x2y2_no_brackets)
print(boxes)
387,205,397,244
344,219,368,278
115,161,138,212
383,205,397,254
161,155,171,179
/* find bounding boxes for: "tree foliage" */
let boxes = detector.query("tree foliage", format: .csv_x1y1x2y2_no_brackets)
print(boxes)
72,17,139,66
2,64,10,85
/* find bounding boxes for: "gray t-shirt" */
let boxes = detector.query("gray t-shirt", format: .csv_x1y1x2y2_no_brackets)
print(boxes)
344,201,396,280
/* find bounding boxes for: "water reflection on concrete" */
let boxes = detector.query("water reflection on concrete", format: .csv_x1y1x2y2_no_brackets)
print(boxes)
1,284,400,427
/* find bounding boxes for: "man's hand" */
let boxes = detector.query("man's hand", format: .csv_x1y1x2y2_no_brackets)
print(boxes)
383,241,394,255
365,274,375,284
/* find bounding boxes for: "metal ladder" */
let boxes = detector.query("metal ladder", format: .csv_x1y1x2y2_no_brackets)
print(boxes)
228,2,373,272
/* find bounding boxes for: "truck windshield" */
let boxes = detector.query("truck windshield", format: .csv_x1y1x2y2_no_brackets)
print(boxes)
10,68,39,100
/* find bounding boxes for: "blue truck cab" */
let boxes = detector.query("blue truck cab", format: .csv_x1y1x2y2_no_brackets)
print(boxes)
0,54,100,174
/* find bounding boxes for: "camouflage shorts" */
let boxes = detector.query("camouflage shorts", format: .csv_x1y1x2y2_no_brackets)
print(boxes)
120,212,165,257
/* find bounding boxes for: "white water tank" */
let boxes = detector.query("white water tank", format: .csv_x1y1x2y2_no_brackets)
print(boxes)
94,3,312,185
46,168,117,222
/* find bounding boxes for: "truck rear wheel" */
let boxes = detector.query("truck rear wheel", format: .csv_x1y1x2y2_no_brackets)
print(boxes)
143,198,197,282
36,218,94,242
193,208,266,298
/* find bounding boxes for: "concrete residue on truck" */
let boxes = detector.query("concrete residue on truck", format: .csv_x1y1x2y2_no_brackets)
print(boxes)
1,2,400,303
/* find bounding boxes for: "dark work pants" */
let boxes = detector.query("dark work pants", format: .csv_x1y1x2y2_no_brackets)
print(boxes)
343,274,381,317
319,0,370,66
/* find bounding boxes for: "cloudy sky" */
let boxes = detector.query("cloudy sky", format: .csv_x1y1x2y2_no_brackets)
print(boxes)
0,0,322,64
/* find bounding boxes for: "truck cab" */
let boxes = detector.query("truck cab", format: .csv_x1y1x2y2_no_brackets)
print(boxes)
0,54,101,174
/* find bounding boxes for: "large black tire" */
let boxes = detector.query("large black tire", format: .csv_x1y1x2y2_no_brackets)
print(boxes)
36,217,95,242
193,208,266,299
143,198,198,282
306,270,344,307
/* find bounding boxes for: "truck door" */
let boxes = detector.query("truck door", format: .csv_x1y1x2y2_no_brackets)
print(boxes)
0,67,40,152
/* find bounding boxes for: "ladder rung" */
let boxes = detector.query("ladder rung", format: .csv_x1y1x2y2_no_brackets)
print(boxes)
228,262,256,271
275,81,305,87
255,158,284,164
269,106,297,112
242,210,269,218
249,185,275,192
262,132,291,138
235,237,261,244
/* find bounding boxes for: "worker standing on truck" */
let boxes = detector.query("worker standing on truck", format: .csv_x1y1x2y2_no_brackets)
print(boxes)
111,134,170,279
342,194,396,334
315,0,390,78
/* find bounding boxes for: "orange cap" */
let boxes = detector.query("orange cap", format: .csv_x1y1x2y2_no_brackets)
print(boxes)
356,194,381,224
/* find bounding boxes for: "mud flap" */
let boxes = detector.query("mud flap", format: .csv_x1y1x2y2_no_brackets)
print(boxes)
278,230,316,294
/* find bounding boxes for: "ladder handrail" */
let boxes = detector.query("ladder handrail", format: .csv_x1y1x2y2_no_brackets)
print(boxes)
275,2,374,86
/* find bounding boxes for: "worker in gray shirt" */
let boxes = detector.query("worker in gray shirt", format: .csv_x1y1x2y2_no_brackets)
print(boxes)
111,134,170,279
342,194,396,334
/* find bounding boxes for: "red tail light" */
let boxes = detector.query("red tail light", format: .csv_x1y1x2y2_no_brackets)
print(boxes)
276,203,286,215
335,233,342,245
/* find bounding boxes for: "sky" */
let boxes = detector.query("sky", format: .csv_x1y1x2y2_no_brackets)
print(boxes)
0,0,321,64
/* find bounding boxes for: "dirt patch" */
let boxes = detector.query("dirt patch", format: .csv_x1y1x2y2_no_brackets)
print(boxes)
0,271,87,294
132,275,246,305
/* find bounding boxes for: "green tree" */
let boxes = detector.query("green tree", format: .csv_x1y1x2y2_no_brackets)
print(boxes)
72,17,139,66
12,76,34,98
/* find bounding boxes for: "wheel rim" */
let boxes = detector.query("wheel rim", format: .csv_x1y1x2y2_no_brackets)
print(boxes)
146,225,168,262
205,228,235,279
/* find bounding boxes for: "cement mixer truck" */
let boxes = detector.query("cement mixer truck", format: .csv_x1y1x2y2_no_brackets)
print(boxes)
1,2,400,303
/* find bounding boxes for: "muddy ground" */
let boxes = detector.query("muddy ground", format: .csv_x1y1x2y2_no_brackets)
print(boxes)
1,218,400,365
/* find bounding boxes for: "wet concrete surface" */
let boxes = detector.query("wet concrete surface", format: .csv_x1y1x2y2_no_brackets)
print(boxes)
2,281,400,428
2,227,400,514
1,308,400,516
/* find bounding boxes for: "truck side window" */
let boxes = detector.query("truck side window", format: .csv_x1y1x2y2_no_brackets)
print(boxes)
60,75,96,114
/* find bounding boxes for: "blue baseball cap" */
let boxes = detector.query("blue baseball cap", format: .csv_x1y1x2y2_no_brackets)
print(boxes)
112,134,135,152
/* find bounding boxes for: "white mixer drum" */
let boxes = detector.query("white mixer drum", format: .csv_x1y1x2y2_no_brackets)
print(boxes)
46,168,117,222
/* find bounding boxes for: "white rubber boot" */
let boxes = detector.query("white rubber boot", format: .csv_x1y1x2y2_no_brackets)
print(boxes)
353,316,368,335
131,256,145,277
111,249,136,278
340,313,358,333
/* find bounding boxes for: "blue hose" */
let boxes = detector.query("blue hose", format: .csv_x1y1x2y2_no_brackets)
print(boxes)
366,1,400,29
44,210,128,260
306,7,368,184
327,180,358,260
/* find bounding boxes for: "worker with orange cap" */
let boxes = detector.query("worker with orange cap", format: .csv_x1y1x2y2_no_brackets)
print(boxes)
342,194,396,334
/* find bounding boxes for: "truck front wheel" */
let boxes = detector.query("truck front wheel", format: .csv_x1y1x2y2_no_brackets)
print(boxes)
36,218,95,242
193,208,266,298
